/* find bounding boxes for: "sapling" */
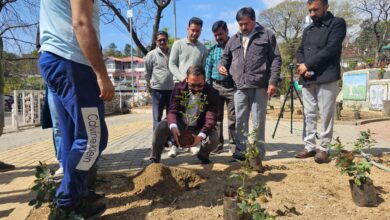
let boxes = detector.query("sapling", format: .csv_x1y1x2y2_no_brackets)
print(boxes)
29,161,82,220
176,90,208,146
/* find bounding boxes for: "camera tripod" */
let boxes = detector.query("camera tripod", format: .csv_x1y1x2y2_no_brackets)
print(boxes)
272,63,303,138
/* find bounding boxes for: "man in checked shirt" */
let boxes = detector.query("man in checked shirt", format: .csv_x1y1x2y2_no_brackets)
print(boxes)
205,20,236,154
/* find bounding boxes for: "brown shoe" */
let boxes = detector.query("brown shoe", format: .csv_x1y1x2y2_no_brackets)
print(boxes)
314,150,331,164
295,149,316,158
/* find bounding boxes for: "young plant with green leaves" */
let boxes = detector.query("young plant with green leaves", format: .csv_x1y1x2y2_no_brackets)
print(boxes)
245,128,261,160
176,90,208,127
29,162,82,220
230,161,274,219
330,130,376,186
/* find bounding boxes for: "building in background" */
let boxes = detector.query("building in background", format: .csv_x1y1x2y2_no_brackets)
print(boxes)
104,56,146,92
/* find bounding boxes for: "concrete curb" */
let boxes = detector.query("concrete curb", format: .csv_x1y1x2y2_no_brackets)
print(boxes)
354,117,390,125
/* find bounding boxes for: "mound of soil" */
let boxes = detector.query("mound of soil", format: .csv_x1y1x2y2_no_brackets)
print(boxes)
131,163,205,201
27,155,390,220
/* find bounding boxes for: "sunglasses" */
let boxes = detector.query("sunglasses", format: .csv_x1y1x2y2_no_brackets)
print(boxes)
157,39,167,43
188,83,205,89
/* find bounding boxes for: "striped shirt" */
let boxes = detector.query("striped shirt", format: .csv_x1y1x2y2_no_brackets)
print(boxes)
205,43,232,84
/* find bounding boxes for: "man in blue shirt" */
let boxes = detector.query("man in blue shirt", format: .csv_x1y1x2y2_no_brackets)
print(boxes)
205,21,236,154
38,0,114,218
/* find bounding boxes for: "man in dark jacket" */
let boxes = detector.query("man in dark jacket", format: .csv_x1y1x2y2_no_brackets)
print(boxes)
295,0,346,163
219,7,281,161
150,65,219,164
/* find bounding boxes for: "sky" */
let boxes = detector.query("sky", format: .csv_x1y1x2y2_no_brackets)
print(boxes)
3,0,287,55
99,0,285,55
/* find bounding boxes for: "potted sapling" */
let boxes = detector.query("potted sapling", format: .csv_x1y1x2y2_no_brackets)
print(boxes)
176,90,208,147
330,130,378,207
351,104,361,120
224,165,274,220
245,128,263,172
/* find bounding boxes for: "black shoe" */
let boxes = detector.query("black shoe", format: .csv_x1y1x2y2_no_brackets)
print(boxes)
61,202,106,219
197,154,212,164
232,152,246,161
150,158,160,163
0,161,15,172
87,190,105,203
210,145,224,155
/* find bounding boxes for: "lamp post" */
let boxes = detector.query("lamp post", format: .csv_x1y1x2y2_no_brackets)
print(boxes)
127,0,135,106
173,0,177,39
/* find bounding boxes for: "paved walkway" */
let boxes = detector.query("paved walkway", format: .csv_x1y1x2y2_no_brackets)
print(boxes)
1,109,390,219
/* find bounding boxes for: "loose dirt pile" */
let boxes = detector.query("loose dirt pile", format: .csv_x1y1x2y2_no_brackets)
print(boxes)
27,155,390,220
131,163,205,202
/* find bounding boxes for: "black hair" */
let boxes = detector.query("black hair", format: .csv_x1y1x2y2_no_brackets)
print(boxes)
307,0,328,4
236,7,256,22
186,65,205,77
156,30,168,39
212,20,228,33
188,17,203,27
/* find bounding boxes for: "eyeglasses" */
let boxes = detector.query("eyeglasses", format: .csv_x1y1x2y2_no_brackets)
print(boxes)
188,83,205,89
157,39,167,43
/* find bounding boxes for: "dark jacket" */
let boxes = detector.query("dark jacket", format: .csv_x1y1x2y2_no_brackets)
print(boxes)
218,23,281,89
296,12,346,85
167,81,218,136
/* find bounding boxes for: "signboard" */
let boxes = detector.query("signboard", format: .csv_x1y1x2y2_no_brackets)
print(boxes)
369,84,388,110
342,73,368,100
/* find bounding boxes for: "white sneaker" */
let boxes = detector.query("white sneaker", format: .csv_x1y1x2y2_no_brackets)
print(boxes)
54,167,64,176
167,145,177,158
190,146,200,155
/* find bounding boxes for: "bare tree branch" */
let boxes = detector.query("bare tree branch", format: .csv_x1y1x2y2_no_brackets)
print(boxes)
101,0,171,56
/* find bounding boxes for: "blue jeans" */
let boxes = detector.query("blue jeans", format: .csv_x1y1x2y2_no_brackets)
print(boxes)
151,90,172,130
47,89,62,164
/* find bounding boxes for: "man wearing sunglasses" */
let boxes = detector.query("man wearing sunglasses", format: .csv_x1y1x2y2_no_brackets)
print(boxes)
150,65,219,164
145,31,174,130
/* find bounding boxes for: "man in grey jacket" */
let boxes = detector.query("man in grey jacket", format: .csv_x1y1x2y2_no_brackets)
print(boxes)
145,31,174,130
219,7,281,161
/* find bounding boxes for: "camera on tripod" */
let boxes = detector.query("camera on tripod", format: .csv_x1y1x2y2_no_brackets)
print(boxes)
288,62,294,70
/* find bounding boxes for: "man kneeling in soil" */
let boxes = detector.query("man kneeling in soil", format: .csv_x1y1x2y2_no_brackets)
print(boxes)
150,65,219,164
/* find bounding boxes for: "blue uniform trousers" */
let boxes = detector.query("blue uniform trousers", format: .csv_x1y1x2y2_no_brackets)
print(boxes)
38,52,108,207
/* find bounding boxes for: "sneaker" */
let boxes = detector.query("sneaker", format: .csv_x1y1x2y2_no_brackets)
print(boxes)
167,145,177,158
190,146,200,155
54,167,64,176
0,161,15,172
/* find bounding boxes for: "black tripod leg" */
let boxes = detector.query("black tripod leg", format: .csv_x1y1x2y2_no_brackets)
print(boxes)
290,86,294,134
272,88,291,138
